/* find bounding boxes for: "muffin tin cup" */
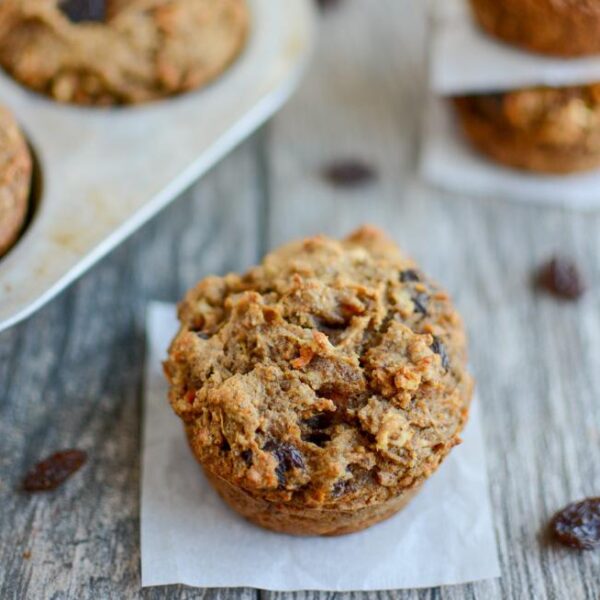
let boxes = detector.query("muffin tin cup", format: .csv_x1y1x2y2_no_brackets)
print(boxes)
0,0,315,332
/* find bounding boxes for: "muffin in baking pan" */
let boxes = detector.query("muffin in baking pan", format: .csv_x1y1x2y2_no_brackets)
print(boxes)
0,0,249,106
164,226,473,536
0,106,32,258
454,84,600,174
469,0,600,57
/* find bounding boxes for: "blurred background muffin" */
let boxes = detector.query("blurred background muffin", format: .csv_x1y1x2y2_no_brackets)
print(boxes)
453,84,600,173
0,106,31,258
469,0,600,57
0,0,249,106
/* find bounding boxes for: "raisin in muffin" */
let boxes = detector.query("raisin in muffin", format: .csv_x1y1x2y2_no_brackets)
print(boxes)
0,0,249,106
469,0,600,57
0,106,32,258
165,227,473,536
165,227,472,535
454,84,600,174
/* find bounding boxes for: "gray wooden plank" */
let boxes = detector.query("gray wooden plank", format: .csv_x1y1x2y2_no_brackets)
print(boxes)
2,0,600,597
263,1,600,599
0,134,266,600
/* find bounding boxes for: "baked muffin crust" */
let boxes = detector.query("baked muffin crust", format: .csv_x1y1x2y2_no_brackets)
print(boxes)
469,0,600,57
165,227,473,535
0,106,32,258
454,84,600,173
0,0,249,106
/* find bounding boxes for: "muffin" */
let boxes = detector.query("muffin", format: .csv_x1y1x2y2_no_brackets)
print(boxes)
0,106,32,258
469,0,600,57
165,227,473,536
454,84,600,174
0,0,249,106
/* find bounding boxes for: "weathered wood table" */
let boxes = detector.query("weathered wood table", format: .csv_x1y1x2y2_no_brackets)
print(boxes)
1,1,599,598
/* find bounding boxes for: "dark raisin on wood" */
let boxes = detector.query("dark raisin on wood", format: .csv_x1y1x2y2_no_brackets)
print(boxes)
322,160,376,188
22,449,87,492
431,336,450,370
263,440,305,486
412,293,429,316
536,256,586,300
241,449,253,466
399,269,420,283
59,0,106,23
550,498,600,550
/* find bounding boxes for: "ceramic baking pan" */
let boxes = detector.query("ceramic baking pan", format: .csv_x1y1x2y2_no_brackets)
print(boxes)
0,0,315,332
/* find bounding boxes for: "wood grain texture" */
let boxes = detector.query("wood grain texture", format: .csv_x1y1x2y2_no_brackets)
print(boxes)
0,136,265,600
1,0,600,598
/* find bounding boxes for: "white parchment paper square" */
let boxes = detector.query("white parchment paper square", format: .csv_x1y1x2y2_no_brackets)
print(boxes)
141,302,500,591
420,97,600,210
430,0,600,95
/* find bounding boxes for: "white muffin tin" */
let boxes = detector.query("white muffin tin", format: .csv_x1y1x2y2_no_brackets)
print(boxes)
0,0,315,332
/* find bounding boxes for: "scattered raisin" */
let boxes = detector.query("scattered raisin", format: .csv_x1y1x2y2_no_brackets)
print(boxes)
196,331,210,340
263,441,305,486
536,256,586,300
431,337,450,370
22,449,87,492
399,269,420,283
220,439,231,452
551,498,600,550
241,449,253,466
412,293,429,316
322,160,376,188
59,0,106,22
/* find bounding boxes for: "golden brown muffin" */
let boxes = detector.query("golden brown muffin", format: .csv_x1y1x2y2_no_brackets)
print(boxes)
469,0,600,57
0,106,32,258
164,227,473,536
454,84,600,174
0,0,249,106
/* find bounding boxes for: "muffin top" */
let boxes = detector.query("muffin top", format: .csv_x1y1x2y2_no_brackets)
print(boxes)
0,0,249,105
165,227,472,509
459,84,600,148
0,106,32,257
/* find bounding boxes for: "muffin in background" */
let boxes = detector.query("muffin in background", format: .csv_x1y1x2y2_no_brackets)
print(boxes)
0,106,32,258
454,84,600,174
469,0,600,57
0,0,249,106
164,226,473,536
